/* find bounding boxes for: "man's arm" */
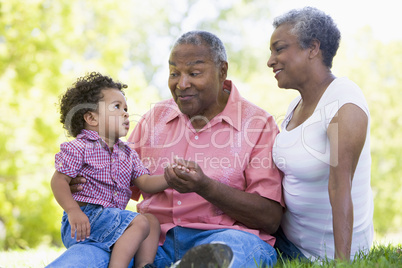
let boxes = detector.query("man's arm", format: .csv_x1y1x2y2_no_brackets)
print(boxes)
165,160,283,234
69,176,86,193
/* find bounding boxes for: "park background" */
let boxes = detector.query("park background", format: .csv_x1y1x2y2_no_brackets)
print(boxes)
0,0,401,265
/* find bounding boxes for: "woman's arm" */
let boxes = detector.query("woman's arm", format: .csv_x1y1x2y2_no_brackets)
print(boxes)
51,171,90,241
327,103,368,261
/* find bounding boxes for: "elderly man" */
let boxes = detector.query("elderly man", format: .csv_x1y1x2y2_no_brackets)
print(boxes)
53,30,283,267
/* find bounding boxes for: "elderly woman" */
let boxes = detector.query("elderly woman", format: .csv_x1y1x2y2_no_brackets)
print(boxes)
268,7,374,261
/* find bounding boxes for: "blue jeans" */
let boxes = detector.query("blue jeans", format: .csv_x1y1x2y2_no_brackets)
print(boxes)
47,226,277,268
47,204,137,268
155,227,277,268
273,226,307,261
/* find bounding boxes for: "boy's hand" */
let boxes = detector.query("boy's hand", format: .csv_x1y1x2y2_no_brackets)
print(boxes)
173,156,197,174
67,208,90,242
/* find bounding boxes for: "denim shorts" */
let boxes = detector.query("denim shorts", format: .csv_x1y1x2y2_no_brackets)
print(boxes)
61,204,138,252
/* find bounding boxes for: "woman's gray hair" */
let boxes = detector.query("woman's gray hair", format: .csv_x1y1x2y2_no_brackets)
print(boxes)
173,30,227,65
273,6,341,68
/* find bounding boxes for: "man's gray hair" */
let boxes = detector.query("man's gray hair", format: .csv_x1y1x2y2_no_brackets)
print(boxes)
173,30,228,65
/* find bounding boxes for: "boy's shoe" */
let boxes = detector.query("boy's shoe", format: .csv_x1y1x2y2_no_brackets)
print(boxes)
143,264,157,268
177,243,233,268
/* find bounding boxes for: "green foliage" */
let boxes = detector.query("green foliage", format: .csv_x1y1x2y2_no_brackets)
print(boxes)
334,28,402,236
0,0,162,249
0,0,401,251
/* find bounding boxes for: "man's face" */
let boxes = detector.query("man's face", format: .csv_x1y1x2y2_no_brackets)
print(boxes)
168,44,227,121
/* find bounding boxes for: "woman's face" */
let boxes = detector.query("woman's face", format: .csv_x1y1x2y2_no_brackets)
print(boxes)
267,23,310,89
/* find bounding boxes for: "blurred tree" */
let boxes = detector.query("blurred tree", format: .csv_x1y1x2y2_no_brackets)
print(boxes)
0,0,163,249
0,0,400,250
350,30,402,235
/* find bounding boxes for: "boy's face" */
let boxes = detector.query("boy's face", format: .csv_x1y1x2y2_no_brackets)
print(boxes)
97,88,130,141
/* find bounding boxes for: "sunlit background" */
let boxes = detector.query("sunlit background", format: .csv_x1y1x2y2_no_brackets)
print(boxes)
0,0,401,265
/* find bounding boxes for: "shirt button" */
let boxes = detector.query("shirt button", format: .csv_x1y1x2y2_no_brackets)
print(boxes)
177,218,181,223
114,192,118,196
194,136,199,140
177,201,181,205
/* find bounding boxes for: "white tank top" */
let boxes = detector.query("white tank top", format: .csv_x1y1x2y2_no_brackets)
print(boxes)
273,77,374,261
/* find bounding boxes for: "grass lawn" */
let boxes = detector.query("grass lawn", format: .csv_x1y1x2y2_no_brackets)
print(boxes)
0,243,401,267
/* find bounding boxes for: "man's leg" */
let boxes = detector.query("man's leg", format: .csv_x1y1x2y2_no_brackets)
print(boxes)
154,227,277,268
177,243,233,268
46,243,110,268
273,226,307,261
191,228,277,267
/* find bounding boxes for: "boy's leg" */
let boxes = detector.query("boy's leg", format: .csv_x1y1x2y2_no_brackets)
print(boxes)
109,214,150,268
133,214,161,268
46,243,110,268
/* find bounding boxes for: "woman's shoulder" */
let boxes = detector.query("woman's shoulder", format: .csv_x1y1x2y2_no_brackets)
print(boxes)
326,77,366,102
323,77,369,109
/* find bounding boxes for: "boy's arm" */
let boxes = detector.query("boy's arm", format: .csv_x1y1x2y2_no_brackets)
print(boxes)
134,174,168,194
51,170,90,241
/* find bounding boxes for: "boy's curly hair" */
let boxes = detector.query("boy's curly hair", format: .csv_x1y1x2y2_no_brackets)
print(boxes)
59,72,127,137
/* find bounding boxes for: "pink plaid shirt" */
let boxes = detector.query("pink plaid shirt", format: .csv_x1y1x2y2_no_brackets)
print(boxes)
55,129,149,210
129,80,284,246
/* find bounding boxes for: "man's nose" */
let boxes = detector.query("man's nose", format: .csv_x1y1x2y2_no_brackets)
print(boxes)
177,75,190,90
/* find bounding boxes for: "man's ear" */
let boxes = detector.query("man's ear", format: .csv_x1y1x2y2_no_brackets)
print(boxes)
83,111,98,127
309,39,321,59
220,61,228,81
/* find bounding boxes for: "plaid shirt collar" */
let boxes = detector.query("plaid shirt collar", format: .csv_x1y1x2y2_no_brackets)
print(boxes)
76,129,125,149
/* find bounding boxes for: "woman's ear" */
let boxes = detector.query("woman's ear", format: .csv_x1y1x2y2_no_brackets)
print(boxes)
309,39,321,59
83,111,98,127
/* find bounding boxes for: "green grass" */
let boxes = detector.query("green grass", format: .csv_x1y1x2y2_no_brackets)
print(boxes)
0,246,65,268
274,243,402,268
0,243,400,267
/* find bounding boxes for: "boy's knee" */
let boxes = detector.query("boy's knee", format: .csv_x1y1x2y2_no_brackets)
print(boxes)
143,213,161,232
130,214,150,234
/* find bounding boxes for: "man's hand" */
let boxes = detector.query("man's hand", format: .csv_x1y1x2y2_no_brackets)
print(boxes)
164,158,210,194
69,176,86,193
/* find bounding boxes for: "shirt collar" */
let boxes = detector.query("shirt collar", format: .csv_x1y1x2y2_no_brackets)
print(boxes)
77,129,126,147
214,79,242,131
77,129,101,141
163,80,242,131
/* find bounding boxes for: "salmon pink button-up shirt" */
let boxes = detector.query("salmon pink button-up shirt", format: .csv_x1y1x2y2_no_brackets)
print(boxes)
128,80,284,246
